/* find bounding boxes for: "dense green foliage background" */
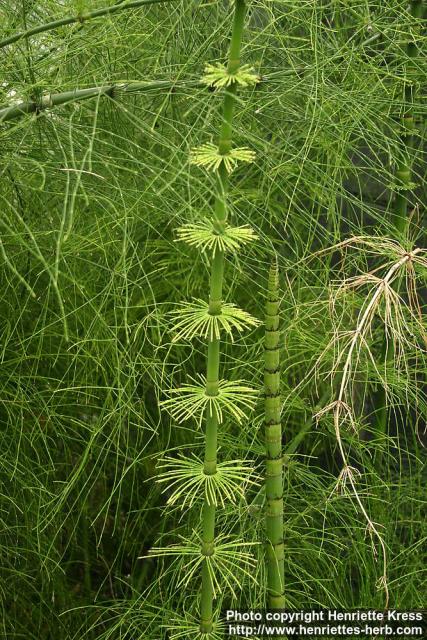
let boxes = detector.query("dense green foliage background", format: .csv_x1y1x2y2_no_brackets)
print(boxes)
0,1,426,638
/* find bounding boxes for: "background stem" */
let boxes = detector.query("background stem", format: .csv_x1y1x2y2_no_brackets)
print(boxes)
392,0,423,234
375,0,423,455
0,0,178,49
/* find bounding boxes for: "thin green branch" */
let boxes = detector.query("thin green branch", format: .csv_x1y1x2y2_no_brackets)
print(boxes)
0,0,179,49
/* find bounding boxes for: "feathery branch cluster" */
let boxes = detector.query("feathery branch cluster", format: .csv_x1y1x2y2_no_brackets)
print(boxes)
156,455,259,508
160,376,258,427
147,533,258,597
176,221,257,255
201,63,259,88
169,299,260,342
190,143,256,173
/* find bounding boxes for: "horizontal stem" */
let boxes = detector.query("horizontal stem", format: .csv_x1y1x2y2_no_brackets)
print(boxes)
0,0,178,49
0,79,203,122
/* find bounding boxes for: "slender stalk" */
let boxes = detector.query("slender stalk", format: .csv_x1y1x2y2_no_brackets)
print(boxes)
200,0,248,633
264,260,285,610
80,501,92,598
0,0,178,49
375,0,423,451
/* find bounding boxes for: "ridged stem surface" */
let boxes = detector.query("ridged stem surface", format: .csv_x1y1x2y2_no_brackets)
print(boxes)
264,261,285,610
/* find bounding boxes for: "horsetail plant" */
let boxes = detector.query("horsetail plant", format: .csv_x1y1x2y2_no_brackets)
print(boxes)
264,260,285,610
150,0,261,636
2,2,427,638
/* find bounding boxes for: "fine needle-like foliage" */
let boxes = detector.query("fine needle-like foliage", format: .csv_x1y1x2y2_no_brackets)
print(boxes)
392,0,424,234
264,260,285,610
375,0,425,448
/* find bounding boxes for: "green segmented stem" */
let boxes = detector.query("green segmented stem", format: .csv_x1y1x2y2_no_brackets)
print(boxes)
200,0,248,633
264,261,285,610
0,80,203,122
375,0,423,454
